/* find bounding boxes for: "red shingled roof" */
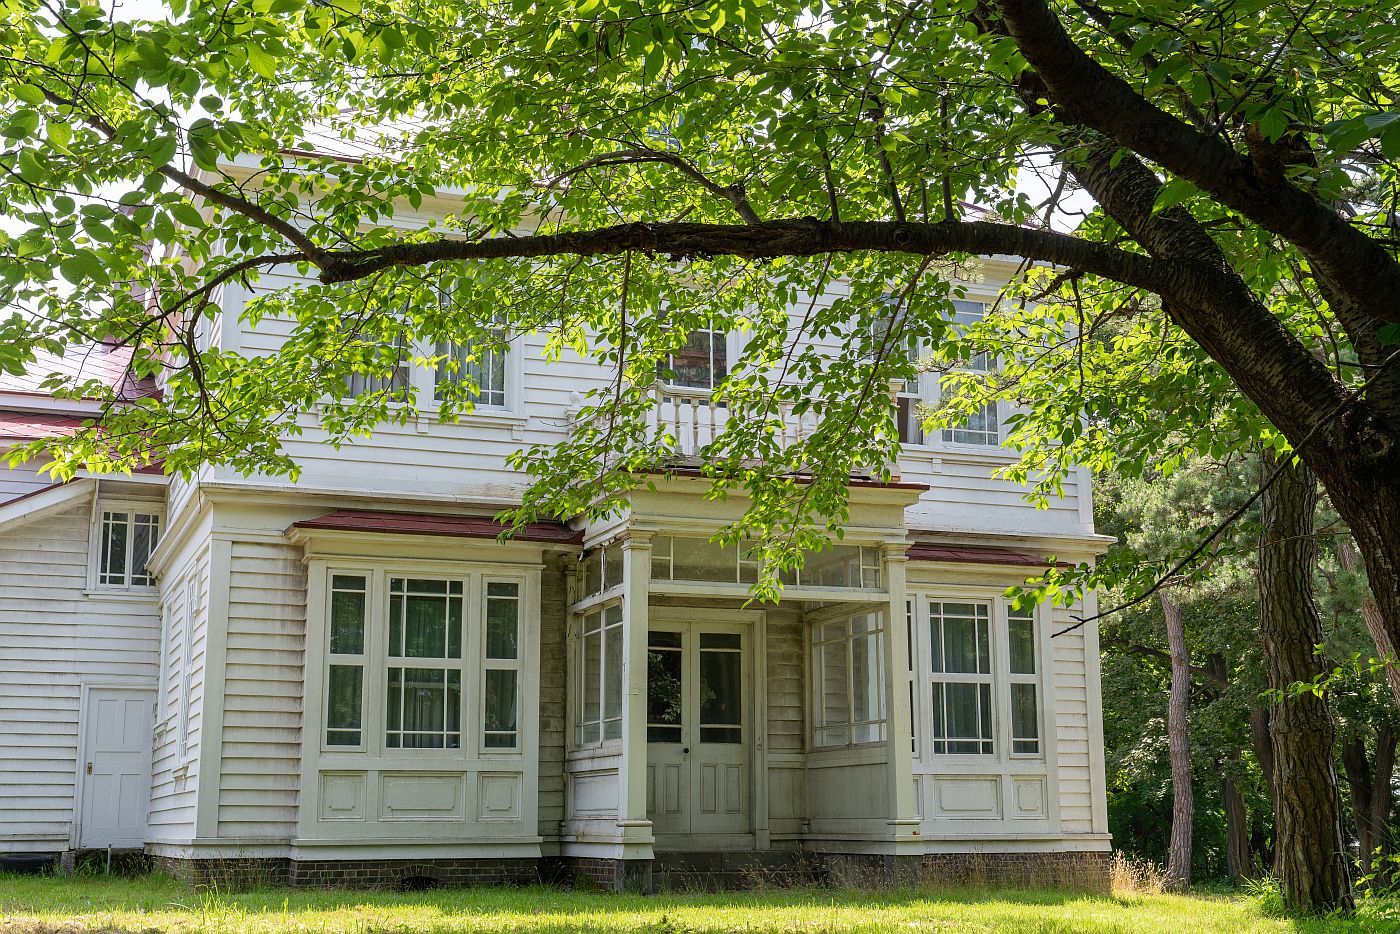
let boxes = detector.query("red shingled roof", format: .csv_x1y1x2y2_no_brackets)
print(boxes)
0,411,86,441
289,510,583,545
0,345,159,400
906,543,1068,568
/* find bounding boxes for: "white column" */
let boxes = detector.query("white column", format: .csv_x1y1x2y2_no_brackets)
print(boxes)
614,535,655,858
882,543,921,852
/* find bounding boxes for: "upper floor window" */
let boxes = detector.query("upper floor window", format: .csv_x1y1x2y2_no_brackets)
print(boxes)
435,313,510,409
662,328,727,390
95,505,161,589
894,298,1001,448
343,332,411,398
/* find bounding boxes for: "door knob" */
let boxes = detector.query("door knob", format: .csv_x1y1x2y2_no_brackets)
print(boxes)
682,747,690,754
85,763,92,774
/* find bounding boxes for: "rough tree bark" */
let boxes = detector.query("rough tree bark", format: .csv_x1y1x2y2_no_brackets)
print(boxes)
1221,762,1252,882
1162,591,1193,889
1259,451,1353,912
1337,542,1400,705
1341,726,1396,882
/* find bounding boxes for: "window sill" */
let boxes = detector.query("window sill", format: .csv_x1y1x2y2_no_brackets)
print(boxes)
84,588,159,602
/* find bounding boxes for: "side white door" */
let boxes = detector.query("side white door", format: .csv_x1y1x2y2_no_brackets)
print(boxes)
77,686,154,849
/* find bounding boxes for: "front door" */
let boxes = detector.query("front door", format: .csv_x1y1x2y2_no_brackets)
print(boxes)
77,686,154,849
646,620,751,839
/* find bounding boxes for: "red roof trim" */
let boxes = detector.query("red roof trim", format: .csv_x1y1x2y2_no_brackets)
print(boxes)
0,411,87,441
906,543,1069,568
288,509,583,545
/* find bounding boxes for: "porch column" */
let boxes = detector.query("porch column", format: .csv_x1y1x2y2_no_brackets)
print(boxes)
615,534,655,859
882,542,921,857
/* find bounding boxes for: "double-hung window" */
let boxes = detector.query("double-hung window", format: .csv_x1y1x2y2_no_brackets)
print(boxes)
940,300,1000,446
929,601,994,754
326,574,368,747
483,582,521,748
1007,608,1040,754
812,610,887,747
435,312,509,409
343,331,411,398
95,505,161,589
386,577,465,749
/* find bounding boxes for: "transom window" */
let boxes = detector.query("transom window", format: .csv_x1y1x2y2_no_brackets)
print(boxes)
320,570,524,753
812,611,887,747
96,505,161,589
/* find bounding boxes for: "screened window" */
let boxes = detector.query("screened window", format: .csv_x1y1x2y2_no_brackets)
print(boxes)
662,328,727,389
577,603,624,744
779,545,881,588
97,508,161,588
1008,609,1040,755
582,541,625,596
929,601,994,755
812,611,886,747
650,535,758,584
435,314,509,408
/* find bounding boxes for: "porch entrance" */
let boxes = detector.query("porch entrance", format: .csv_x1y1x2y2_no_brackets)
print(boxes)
645,615,752,841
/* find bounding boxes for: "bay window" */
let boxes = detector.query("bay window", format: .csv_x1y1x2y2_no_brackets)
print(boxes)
1008,608,1040,754
317,569,527,754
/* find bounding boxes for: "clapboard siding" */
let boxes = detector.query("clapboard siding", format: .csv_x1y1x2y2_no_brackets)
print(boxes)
215,539,306,839
0,502,160,849
1051,606,1094,833
147,542,211,844
537,554,569,839
766,609,805,755
0,464,52,503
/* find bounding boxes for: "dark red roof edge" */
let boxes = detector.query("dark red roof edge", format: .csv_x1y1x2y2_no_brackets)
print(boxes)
656,465,929,492
906,543,1072,569
289,509,583,545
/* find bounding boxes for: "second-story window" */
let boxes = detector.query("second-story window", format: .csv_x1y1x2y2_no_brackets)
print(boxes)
435,313,510,408
343,332,410,398
96,506,161,589
663,328,727,390
940,300,1000,446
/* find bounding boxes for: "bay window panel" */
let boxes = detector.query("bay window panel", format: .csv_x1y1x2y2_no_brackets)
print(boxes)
326,664,363,746
387,667,461,749
484,669,518,748
1009,613,1036,674
1011,682,1040,754
602,606,624,740
329,584,366,656
813,612,887,747
486,584,519,659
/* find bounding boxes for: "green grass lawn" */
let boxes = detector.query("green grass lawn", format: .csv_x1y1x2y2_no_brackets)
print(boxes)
1,873,1397,933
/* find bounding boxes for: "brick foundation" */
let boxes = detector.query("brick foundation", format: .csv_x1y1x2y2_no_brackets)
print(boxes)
654,850,825,892
822,853,922,889
567,856,655,893
921,850,1111,893
151,856,536,891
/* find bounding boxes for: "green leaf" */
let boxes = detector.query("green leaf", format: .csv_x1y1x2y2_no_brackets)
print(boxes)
3,110,40,139
1379,323,1400,347
246,44,279,80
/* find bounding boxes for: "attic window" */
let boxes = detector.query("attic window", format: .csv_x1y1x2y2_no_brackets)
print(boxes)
96,507,161,588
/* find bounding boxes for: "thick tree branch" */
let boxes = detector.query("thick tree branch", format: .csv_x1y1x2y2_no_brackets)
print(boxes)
314,217,1182,293
991,0,1400,325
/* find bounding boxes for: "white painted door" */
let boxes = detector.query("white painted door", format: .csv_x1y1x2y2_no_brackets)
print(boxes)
77,687,154,849
646,621,750,838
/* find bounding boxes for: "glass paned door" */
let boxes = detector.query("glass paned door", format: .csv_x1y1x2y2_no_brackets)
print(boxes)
645,621,751,838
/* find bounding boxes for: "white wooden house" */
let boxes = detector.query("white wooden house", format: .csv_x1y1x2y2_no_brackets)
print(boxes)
0,194,1111,891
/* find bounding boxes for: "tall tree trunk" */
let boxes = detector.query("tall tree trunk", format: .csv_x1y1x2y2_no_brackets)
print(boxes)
1222,758,1252,881
1337,541,1400,707
1162,590,1193,889
1344,727,1397,885
1259,451,1353,913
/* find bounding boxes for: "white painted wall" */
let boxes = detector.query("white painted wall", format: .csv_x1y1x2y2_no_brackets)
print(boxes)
0,496,161,852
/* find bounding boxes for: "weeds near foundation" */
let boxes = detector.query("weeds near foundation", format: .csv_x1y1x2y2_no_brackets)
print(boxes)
1109,851,1167,896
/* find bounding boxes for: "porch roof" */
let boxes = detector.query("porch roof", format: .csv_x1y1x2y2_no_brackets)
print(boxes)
288,509,584,545
906,543,1070,568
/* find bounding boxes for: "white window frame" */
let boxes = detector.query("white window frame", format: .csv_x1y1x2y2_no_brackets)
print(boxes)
897,297,1004,451
660,327,730,392
312,564,531,758
430,311,522,414
481,579,523,750
89,500,164,592
571,598,625,749
809,606,888,749
907,590,1048,763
